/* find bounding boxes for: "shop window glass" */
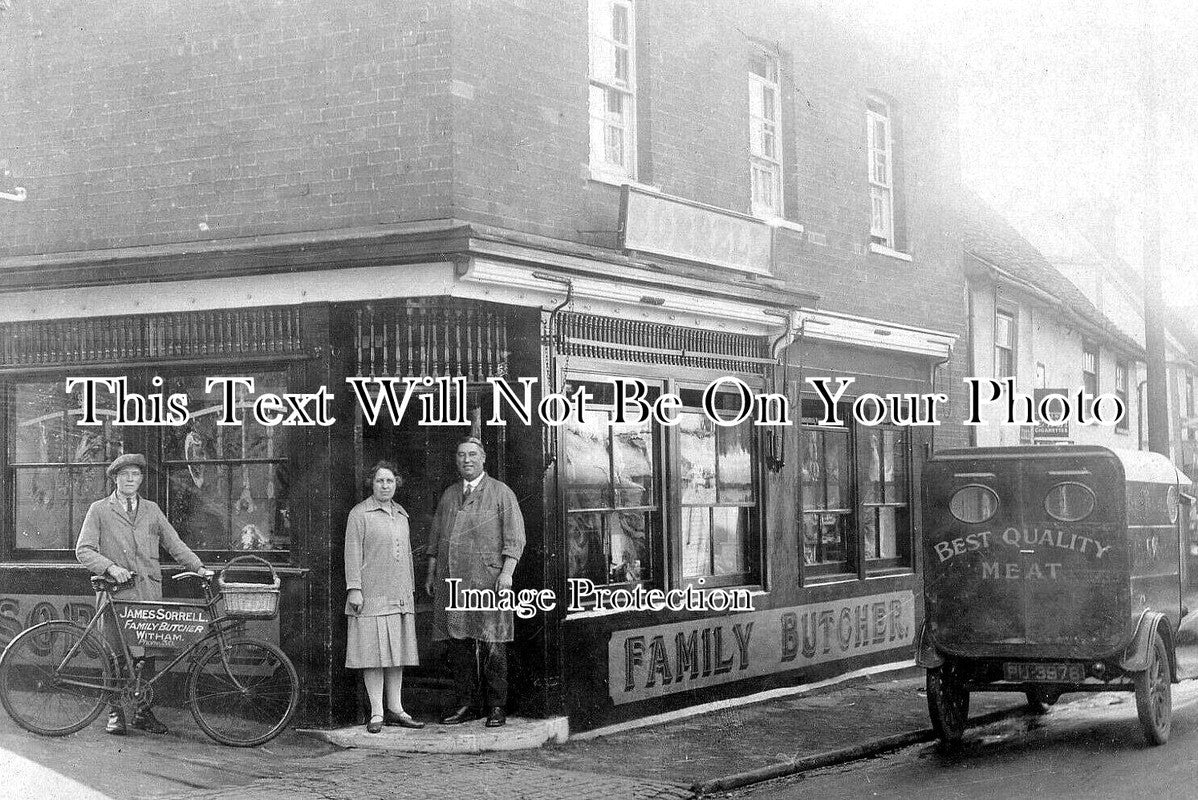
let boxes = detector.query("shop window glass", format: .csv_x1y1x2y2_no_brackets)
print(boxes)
800,396,913,576
162,372,292,552
679,389,758,583
564,380,657,587
10,382,126,550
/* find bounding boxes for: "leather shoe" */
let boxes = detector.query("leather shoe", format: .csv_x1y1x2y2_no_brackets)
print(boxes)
105,709,127,736
485,706,506,728
132,707,169,735
439,705,478,725
366,715,383,734
383,710,425,729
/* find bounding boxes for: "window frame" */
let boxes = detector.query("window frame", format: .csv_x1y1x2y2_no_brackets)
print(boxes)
1082,343,1099,397
799,392,914,581
866,96,896,249
2,367,299,564
1115,360,1129,433
994,308,1017,379
748,45,784,219
588,0,638,183
557,365,768,610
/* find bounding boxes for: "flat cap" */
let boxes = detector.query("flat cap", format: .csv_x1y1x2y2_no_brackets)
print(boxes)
106,453,147,478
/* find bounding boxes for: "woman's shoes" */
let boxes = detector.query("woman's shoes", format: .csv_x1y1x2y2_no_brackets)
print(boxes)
366,715,384,734
383,709,426,729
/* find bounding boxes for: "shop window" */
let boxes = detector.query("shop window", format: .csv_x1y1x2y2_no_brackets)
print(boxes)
749,47,783,218
564,379,658,587
800,396,912,577
588,0,637,182
677,388,759,586
861,427,909,565
9,381,127,551
162,371,293,553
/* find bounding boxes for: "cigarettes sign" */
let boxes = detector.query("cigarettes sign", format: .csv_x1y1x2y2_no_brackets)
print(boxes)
607,590,915,704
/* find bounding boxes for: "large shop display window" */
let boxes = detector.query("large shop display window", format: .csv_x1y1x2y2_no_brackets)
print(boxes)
6,371,294,558
11,382,127,551
562,376,762,598
162,372,292,554
800,396,911,577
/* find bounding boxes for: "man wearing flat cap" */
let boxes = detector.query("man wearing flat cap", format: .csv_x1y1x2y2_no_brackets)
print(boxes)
76,452,212,736
424,436,525,727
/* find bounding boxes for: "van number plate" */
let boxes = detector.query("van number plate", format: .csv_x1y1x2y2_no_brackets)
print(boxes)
1004,662,1085,683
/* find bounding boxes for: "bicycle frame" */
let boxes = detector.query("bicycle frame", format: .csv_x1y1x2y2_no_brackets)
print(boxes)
55,575,249,699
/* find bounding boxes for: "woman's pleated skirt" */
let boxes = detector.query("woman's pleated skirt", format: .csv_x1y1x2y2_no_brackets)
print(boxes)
345,612,419,668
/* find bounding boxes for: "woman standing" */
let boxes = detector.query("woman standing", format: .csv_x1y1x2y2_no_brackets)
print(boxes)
345,461,424,733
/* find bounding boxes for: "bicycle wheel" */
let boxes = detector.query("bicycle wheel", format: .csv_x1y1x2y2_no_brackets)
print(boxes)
187,637,299,747
0,621,116,736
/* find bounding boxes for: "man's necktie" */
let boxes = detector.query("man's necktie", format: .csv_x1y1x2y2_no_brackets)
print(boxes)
461,484,472,507
126,497,135,520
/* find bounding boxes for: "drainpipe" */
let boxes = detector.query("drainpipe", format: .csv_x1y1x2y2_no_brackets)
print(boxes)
765,309,802,471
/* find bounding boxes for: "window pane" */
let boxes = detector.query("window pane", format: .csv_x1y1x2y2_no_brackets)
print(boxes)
608,510,648,583
679,411,717,504
864,506,897,559
14,467,72,549
712,506,746,575
862,429,882,504
949,485,999,524
168,465,231,550
803,512,848,565
14,383,67,463
681,507,712,577
800,430,826,508
717,421,753,503
565,409,613,510
825,431,849,509
567,511,608,584
884,429,905,501
1045,482,1096,522
612,421,653,506
70,465,108,543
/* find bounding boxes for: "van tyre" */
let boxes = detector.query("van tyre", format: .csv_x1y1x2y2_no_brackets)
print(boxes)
927,663,969,745
1134,630,1172,746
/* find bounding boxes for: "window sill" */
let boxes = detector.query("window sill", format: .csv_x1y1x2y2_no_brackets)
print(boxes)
868,242,912,262
758,216,805,234
804,571,859,587
587,169,661,193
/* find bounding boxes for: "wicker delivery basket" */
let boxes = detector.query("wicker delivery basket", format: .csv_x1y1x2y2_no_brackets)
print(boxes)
218,555,281,619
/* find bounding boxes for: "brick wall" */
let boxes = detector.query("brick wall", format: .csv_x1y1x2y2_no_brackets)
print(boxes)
0,0,454,256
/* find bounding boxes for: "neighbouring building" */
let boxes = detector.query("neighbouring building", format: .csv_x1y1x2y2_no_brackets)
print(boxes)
0,1,964,731
961,192,1145,450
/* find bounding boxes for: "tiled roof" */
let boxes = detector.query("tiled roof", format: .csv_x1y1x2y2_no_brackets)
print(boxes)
961,191,1144,357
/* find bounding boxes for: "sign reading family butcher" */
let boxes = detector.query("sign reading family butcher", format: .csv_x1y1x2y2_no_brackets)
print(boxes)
608,590,914,704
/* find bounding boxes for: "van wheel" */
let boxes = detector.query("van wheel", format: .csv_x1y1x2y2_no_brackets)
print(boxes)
927,664,969,744
1025,688,1060,714
1134,631,1172,746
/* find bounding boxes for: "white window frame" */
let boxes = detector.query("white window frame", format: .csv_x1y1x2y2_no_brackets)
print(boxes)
749,47,783,218
994,308,1016,379
866,97,895,249
588,0,637,183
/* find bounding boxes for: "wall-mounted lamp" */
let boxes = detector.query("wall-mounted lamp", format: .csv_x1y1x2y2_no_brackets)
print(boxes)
0,187,27,202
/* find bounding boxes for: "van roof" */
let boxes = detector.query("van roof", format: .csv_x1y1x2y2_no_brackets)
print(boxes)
931,445,1191,486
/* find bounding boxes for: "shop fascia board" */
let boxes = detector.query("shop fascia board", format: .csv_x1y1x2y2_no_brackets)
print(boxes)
0,262,459,324
795,307,956,359
459,257,797,337
0,220,474,293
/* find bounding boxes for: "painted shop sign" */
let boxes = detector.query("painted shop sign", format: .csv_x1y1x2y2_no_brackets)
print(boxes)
607,590,914,704
0,593,279,653
620,185,773,275
117,602,209,649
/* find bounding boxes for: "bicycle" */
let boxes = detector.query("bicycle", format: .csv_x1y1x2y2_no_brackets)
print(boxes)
0,556,300,747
